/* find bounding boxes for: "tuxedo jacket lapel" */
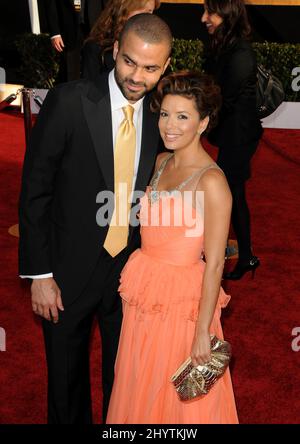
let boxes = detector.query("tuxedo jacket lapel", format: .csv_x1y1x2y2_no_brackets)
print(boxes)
81,75,114,193
82,77,159,196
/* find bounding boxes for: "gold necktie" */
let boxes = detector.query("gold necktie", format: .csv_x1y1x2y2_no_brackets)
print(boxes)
103,105,136,257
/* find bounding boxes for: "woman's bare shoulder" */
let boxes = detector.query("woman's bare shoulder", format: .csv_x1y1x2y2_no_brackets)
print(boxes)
196,167,232,205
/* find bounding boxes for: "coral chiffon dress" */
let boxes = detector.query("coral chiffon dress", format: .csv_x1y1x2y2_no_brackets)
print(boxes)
107,154,238,424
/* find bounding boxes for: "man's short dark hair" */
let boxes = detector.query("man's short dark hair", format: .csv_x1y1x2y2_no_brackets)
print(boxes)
119,13,173,57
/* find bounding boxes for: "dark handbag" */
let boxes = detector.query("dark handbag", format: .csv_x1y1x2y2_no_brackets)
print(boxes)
256,64,285,119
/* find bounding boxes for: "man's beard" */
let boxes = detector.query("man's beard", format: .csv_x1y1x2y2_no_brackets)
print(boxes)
114,70,148,102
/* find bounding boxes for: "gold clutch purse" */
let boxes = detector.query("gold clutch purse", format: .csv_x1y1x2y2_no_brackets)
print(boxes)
170,335,231,402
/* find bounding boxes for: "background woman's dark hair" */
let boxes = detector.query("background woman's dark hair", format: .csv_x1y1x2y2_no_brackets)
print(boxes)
205,0,251,53
86,0,161,51
151,71,222,134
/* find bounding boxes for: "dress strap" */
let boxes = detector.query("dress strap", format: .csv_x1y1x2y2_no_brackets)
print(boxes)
150,153,224,192
177,163,224,191
149,153,173,190
194,163,223,183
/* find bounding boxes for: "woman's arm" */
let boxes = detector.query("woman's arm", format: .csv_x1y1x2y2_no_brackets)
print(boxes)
191,169,232,366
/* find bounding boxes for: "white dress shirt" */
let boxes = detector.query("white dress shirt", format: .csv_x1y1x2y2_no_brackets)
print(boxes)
21,69,144,280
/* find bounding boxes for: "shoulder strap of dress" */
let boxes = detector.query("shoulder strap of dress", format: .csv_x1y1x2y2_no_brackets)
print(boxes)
159,153,173,173
194,163,224,187
191,164,224,211
180,163,223,189
199,163,223,177
149,153,173,189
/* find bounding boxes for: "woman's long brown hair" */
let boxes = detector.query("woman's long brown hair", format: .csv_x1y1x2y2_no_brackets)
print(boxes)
87,0,161,51
204,0,251,53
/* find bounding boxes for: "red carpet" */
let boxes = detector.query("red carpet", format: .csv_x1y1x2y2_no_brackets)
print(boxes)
0,111,300,424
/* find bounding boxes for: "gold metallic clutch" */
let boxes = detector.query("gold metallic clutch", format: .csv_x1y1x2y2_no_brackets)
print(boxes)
171,335,231,402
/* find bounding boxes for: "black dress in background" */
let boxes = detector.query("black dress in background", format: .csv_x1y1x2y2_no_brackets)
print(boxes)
205,37,263,265
205,37,263,184
81,40,115,80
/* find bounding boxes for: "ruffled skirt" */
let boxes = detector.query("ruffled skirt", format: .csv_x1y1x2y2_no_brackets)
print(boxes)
106,249,238,424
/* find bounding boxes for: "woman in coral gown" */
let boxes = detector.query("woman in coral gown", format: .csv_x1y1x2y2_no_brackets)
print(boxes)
106,71,239,424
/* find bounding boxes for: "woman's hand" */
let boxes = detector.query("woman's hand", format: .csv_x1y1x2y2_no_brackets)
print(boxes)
190,329,211,367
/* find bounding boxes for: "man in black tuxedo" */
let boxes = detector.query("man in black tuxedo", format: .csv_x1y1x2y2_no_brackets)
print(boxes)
19,13,172,424
88,0,108,28
47,0,107,81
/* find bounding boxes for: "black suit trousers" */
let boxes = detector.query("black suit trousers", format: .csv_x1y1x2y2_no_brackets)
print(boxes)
42,246,129,424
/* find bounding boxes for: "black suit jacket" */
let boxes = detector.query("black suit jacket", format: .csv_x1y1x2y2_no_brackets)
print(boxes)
19,74,160,305
206,38,263,148
46,0,106,49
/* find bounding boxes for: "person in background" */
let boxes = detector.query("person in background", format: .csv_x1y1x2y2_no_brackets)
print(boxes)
82,0,160,81
47,0,107,82
202,0,263,280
